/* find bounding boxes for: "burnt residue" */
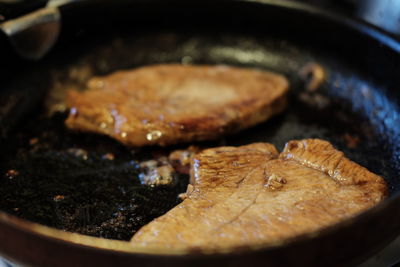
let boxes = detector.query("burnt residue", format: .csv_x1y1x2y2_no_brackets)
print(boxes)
0,112,188,240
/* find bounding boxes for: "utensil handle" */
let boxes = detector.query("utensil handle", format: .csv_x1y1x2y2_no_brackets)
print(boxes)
0,0,83,60
0,0,48,22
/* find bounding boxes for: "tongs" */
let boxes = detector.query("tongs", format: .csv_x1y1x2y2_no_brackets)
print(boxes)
0,0,79,60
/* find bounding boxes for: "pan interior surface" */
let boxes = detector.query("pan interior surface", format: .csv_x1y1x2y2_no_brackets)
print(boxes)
0,31,399,241
0,1,398,264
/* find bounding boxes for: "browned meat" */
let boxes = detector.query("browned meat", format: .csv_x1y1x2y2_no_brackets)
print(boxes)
65,64,288,147
169,146,201,176
130,139,387,249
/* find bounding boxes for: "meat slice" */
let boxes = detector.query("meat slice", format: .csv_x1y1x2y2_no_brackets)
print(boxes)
65,64,288,147
130,139,387,249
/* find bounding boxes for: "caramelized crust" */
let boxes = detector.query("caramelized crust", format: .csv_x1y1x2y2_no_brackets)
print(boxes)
280,139,387,200
130,139,387,249
65,64,288,147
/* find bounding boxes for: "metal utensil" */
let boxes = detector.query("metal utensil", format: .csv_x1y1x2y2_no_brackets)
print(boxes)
0,0,79,60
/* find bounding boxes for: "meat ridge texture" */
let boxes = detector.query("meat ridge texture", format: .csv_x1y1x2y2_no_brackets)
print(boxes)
130,139,387,250
65,64,288,146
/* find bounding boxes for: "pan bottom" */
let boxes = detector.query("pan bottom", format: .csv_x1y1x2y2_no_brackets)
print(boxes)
0,112,189,240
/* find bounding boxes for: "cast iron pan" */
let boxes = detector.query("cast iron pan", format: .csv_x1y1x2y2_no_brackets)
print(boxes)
0,0,399,266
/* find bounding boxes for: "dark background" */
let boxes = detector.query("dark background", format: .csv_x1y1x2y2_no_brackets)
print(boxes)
299,0,400,36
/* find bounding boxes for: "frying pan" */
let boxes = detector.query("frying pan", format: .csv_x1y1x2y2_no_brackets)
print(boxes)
0,0,399,266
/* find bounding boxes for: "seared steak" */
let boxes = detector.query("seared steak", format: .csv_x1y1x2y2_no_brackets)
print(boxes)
130,139,387,249
65,64,288,146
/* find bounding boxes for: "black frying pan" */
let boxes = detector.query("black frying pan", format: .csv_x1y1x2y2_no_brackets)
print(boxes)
0,0,399,266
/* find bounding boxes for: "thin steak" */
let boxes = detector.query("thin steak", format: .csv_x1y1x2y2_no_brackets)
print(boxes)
65,64,288,146
130,139,387,249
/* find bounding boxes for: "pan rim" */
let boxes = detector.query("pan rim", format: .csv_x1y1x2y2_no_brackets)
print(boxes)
0,0,399,258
